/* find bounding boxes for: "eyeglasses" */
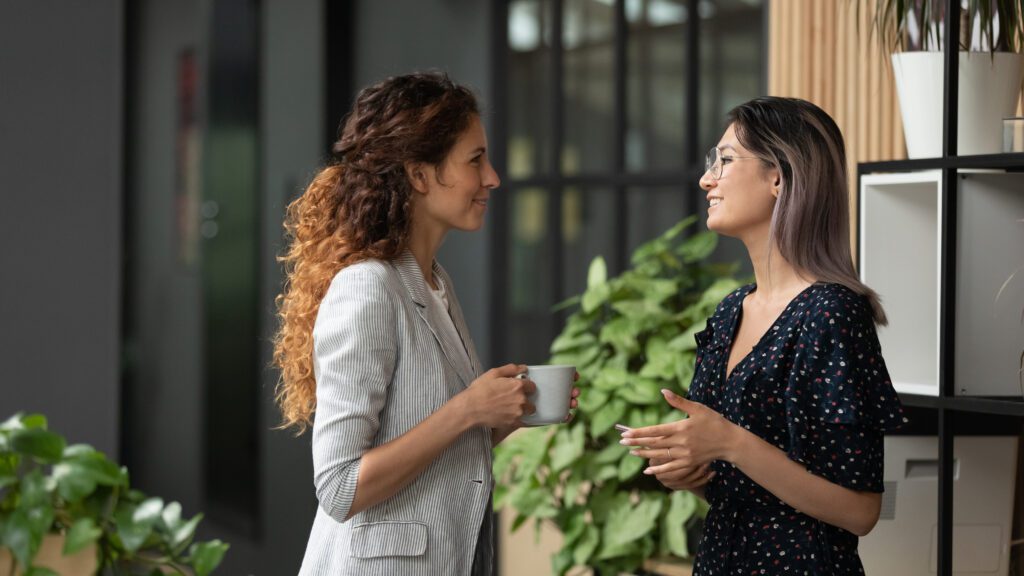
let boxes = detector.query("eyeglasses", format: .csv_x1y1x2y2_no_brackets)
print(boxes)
704,146,760,181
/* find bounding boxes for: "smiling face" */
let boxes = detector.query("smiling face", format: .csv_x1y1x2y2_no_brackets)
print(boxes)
699,123,780,240
408,115,500,234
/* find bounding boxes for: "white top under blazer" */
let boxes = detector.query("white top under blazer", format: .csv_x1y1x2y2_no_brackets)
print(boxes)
297,250,493,576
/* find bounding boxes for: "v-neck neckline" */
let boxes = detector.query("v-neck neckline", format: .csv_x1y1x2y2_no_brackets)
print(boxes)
722,282,820,382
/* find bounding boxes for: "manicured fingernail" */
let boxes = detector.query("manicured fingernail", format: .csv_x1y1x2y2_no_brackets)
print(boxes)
629,450,639,456
661,389,675,397
643,468,653,475
619,439,629,445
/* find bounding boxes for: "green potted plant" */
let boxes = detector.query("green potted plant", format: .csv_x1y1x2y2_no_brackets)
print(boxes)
862,0,1024,157
0,413,229,575
494,216,744,576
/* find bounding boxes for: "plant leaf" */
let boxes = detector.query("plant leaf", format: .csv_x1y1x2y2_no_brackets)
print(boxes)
514,429,553,481
53,454,124,502
587,484,626,525
189,539,230,576
587,256,607,289
171,513,203,552
508,480,549,520
590,399,627,439
549,425,585,474
602,494,663,549
0,413,27,432
63,518,102,555
52,463,98,502
551,546,574,576
16,469,48,507
562,476,583,507
581,282,611,314
1,509,36,569
677,230,718,262
593,442,629,465
160,501,183,532
550,331,597,354
132,497,164,528
115,504,153,553
617,454,646,481
616,378,664,405
61,444,96,458
10,429,65,463
573,524,600,565
664,490,697,557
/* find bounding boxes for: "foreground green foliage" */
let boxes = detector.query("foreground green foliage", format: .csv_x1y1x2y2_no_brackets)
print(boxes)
0,413,228,575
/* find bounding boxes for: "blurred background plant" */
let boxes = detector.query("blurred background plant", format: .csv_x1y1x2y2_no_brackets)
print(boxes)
863,0,1024,53
0,413,228,575
494,216,744,576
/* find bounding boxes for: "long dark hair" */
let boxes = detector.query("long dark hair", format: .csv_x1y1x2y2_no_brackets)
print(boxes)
273,72,480,433
728,96,887,326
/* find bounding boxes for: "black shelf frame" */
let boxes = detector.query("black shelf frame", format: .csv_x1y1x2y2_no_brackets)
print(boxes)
856,2,1024,574
898,394,1024,417
857,152,1024,175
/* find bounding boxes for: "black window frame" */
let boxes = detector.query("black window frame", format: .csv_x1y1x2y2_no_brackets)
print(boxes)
488,0,768,364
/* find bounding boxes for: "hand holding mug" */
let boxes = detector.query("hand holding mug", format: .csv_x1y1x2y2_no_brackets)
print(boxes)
461,363,536,429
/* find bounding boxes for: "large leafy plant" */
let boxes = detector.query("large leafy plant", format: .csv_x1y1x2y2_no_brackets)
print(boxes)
494,216,743,576
0,413,229,575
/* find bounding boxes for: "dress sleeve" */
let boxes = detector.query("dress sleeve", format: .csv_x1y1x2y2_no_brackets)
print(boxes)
784,292,904,492
310,264,398,522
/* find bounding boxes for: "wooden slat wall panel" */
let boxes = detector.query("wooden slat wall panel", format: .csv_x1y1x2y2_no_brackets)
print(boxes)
768,0,906,255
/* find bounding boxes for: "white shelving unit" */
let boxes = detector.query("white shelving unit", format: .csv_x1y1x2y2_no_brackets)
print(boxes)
860,170,943,396
955,173,1024,396
861,170,1024,398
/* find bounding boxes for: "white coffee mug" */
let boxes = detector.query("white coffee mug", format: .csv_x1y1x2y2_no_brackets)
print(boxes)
518,364,575,426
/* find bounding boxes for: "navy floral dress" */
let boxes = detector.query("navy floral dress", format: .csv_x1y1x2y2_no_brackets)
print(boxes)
687,282,905,575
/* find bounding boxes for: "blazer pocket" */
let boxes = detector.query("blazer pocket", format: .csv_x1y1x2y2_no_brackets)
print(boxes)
350,521,429,559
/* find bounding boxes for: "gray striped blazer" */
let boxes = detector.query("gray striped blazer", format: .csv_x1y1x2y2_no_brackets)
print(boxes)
297,251,493,576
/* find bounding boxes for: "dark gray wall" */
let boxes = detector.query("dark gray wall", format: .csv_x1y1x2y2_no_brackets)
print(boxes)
354,0,496,367
253,0,323,572
0,0,123,458
128,0,322,573
126,0,205,515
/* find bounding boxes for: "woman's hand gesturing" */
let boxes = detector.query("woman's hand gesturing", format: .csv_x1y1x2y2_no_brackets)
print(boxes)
620,389,739,477
648,459,716,491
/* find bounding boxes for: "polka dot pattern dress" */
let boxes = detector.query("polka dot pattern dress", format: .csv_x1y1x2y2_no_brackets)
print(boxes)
687,282,905,575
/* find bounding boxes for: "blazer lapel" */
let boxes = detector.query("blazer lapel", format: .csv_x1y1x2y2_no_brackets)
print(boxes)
434,264,481,379
393,251,475,388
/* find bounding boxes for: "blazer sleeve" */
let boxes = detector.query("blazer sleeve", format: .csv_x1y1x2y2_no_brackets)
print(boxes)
310,264,398,523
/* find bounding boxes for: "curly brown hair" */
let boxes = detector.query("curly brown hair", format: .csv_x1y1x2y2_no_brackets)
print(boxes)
273,72,480,433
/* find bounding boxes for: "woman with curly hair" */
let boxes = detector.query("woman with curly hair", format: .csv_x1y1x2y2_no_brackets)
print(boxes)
273,72,576,576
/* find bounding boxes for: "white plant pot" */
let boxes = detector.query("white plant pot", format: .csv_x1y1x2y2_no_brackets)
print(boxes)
891,51,1024,158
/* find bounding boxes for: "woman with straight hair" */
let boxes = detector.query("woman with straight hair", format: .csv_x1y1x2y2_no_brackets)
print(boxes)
620,96,904,575
273,72,577,576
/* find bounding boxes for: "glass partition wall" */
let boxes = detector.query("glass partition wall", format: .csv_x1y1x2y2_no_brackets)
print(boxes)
492,0,767,365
